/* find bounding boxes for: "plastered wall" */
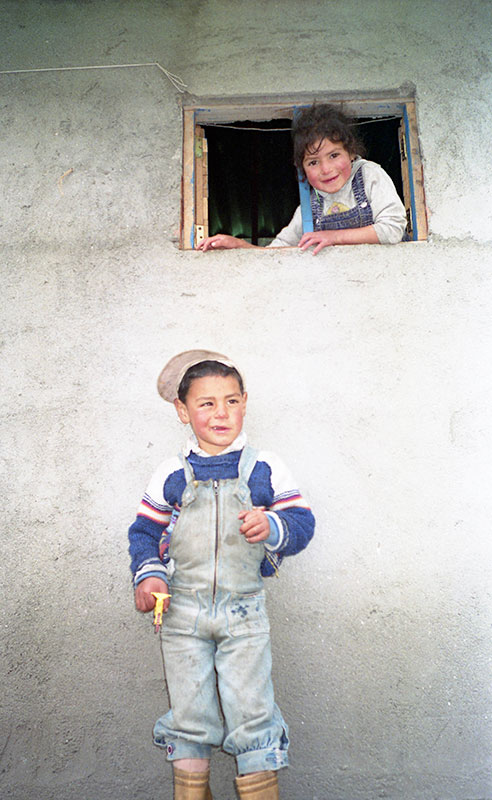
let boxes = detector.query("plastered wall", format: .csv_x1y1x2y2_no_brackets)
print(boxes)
1,2,492,799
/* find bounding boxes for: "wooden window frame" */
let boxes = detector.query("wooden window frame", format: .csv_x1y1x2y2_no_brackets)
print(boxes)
180,95,427,250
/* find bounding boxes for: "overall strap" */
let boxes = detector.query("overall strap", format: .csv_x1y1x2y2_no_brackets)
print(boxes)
235,445,258,504
178,452,195,483
352,164,373,225
238,445,259,483
352,165,365,202
178,453,197,505
310,187,324,225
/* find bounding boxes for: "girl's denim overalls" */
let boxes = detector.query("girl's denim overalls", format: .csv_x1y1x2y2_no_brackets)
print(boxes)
153,446,289,775
310,165,374,230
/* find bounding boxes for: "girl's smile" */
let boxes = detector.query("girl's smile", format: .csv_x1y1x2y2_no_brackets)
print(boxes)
303,137,354,194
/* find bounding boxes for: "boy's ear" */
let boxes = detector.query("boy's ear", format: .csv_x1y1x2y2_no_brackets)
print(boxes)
242,391,248,415
174,398,190,424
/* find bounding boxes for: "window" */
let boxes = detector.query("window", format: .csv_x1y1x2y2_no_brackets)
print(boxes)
180,94,427,249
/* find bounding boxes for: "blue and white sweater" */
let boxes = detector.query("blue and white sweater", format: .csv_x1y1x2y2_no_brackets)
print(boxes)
128,432,315,586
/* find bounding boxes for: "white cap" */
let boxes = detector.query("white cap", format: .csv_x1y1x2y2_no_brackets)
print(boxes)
157,349,243,402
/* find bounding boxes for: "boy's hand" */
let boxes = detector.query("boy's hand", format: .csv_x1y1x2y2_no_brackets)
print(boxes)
238,508,270,543
135,577,170,613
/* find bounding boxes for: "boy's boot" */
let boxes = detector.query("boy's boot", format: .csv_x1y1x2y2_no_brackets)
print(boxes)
235,771,279,800
173,767,213,800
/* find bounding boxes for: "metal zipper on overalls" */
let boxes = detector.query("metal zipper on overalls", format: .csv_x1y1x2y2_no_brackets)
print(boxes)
212,479,219,603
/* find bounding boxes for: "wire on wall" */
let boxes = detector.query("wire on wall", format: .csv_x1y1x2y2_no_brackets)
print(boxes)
0,61,188,92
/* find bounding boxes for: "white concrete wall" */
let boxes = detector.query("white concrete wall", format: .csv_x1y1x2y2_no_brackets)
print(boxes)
1,2,492,799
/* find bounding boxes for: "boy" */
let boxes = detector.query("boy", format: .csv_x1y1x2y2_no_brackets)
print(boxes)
197,103,407,254
128,350,315,800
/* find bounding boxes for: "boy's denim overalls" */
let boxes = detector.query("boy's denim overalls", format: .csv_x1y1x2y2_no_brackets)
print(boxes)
153,446,289,775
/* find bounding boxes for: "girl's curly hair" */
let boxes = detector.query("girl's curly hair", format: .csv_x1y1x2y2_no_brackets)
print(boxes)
292,103,365,180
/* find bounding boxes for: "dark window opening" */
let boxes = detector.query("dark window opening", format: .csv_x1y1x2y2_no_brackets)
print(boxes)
357,116,403,200
204,120,298,245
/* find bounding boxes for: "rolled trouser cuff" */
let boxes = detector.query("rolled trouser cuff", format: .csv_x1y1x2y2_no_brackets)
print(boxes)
154,731,212,762
236,747,288,775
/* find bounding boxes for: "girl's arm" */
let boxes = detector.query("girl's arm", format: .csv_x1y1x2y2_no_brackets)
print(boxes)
197,234,259,251
298,162,407,253
198,207,305,251
360,161,407,244
267,206,303,247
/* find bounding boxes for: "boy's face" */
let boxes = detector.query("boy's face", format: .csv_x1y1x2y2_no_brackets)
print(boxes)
303,137,353,194
174,374,247,455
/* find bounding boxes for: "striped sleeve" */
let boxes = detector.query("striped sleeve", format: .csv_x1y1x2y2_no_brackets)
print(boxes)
128,455,182,584
136,495,172,526
259,449,312,510
257,450,315,564
135,455,182,523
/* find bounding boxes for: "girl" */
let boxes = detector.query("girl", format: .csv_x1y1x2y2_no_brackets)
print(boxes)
198,103,407,255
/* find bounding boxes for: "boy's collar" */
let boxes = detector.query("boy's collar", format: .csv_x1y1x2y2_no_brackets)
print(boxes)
183,430,248,458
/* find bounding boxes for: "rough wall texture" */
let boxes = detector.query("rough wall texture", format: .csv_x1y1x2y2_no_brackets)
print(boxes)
1,2,492,799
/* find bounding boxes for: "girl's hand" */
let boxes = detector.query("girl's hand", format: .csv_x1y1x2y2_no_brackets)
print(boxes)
238,508,270,543
134,577,170,613
197,234,255,251
298,229,339,254
299,225,379,253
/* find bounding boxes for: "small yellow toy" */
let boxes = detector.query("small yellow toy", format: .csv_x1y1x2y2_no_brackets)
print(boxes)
151,591,171,633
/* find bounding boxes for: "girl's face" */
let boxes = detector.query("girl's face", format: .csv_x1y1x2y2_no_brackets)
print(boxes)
174,374,247,455
302,138,354,194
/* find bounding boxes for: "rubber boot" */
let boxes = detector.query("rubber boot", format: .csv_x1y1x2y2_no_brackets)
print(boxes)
173,767,213,800
235,770,279,799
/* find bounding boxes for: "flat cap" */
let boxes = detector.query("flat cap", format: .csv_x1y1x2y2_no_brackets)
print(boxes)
157,349,242,403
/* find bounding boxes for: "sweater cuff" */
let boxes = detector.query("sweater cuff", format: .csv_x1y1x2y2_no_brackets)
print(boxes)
264,512,283,551
133,558,170,587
